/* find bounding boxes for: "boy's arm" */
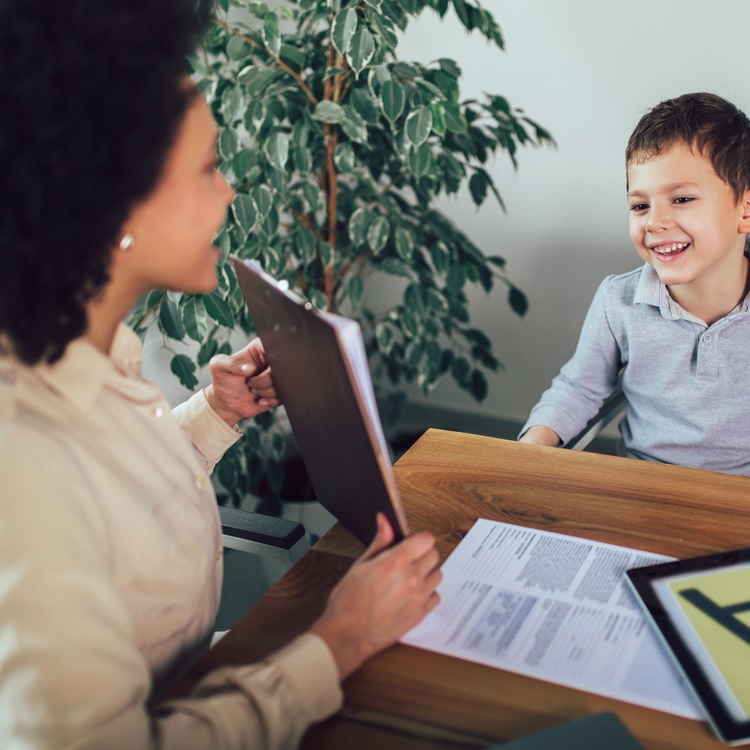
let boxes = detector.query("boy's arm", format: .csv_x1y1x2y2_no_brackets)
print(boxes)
519,277,622,447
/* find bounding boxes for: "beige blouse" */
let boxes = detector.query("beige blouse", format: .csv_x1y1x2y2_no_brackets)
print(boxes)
0,325,341,749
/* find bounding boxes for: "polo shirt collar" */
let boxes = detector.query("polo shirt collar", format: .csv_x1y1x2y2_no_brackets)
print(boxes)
633,261,750,323
34,324,143,412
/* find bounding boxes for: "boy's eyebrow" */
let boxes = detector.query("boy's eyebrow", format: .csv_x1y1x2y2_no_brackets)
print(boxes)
627,181,700,198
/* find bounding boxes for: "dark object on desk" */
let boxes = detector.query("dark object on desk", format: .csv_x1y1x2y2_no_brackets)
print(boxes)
491,712,643,749
628,548,750,746
232,256,409,545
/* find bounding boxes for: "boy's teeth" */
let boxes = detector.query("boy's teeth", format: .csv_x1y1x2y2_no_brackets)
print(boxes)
654,242,688,254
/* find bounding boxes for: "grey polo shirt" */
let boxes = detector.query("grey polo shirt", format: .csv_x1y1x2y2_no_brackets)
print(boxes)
522,263,750,475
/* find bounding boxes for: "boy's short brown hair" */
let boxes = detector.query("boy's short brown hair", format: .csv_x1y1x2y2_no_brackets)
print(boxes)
626,92,750,202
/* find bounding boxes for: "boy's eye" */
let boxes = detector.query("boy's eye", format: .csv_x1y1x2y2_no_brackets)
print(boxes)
629,203,648,212
674,196,695,205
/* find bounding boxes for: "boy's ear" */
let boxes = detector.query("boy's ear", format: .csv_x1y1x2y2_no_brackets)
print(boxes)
739,189,750,233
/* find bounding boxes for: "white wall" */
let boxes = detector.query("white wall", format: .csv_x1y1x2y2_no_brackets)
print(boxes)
394,0,750,424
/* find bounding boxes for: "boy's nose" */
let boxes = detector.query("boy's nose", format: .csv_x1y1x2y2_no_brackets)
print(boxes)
646,204,672,231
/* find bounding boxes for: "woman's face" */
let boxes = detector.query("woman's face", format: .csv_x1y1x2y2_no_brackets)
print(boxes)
117,92,234,296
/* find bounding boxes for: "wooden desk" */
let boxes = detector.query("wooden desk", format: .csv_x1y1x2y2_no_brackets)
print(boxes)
175,429,750,749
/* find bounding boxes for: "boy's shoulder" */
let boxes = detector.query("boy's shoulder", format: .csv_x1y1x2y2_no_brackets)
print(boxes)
598,265,647,304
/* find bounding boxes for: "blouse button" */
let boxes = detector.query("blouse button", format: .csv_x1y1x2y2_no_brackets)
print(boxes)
215,548,222,561
195,474,208,490
154,406,164,418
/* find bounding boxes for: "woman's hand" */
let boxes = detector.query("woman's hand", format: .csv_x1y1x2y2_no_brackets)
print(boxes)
204,339,279,426
311,513,442,680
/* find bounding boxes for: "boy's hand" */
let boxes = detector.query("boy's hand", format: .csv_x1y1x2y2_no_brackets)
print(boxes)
205,339,280,426
311,513,442,680
519,424,562,447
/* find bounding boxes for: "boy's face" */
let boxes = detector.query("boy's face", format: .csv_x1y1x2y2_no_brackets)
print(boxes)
627,142,750,296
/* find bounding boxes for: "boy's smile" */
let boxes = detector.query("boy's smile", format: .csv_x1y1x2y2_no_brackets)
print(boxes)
627,142,750,322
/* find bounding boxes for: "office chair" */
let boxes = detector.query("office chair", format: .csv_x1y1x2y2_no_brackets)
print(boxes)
219,505,310,567
216,506,311,630
562,384,626,451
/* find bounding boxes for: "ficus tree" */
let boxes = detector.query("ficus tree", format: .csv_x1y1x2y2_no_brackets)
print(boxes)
129,0,553,511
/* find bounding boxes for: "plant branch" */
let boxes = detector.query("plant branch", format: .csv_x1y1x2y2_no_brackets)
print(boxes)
213,17,318,106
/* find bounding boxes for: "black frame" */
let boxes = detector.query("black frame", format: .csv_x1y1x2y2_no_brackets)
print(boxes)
627,548,750,745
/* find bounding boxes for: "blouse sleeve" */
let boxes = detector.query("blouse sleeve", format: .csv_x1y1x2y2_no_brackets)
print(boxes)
171,389,242,475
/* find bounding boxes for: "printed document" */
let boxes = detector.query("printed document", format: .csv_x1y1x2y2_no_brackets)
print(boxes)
401,519,702,718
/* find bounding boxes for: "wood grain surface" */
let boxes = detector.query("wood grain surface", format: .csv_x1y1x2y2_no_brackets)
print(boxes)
171,429,750,749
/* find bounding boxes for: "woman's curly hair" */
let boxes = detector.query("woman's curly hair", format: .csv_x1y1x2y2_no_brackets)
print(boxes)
0,0,212,365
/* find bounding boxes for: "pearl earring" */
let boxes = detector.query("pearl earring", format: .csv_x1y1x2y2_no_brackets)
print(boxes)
119,233,135,252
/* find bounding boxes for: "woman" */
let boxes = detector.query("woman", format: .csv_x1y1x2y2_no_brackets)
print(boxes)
0,0,442,747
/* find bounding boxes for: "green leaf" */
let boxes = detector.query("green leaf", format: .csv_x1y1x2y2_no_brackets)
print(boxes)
250,184,274,218
350,88,380,124
346,26,375,78
508,286,528,316
430,241,450,273
264,131,289,171
221,85,243,125
451,0,472,28
426,287,449,316
294,227,318,265
334,141,356,172
204,292,236,328
183,297,209,343
331,6,358,56
312,100,346,124
469,170,489,206
470,369,488,401
170,354,198,391
443,101,468,134
407,141,433,177
197,337,218,368
379,257,411,277
394,227,415,261
227,35,250,61
367,215,390,254
318,241,333,268
293,144,313,173
446,263,465,293
375,320,397,355
405,106,433,147
231,194,258,236
244,99,267,135
404,283,426,315
219,128,238,160
262,12,281,57
301,182,325,212
347,275,365,306
430,102,447,137
341,105,368,144
401,308,420,336
348,207,372,246
380,79,406,125
159,299,185,340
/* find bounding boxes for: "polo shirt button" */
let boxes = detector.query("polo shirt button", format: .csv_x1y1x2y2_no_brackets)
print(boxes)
703,334,711,343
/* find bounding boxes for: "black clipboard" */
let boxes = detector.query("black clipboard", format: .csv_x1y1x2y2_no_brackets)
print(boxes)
231,256,409,545
627,548,750,745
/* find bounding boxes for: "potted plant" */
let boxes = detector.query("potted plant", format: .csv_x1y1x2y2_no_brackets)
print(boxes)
129,0,553,513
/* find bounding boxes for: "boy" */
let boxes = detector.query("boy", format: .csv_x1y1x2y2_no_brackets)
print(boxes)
520,92,750,475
